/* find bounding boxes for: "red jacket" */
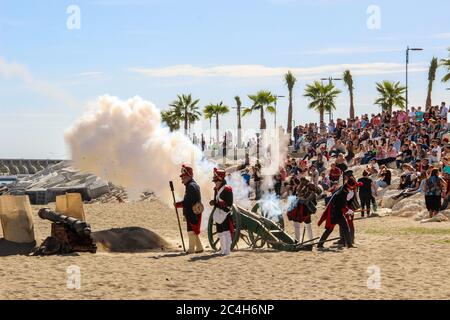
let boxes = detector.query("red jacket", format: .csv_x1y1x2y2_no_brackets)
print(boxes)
318,188,350,230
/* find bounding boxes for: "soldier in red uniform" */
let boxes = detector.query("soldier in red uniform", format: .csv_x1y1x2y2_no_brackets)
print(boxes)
209,168,234,255
316,177,359,251
287,178,321,243
174,165,203,254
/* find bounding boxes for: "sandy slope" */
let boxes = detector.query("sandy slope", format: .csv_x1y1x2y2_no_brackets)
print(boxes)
1,199,450,300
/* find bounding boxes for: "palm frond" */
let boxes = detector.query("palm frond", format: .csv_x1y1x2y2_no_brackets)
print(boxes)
242,107,253,117
303,81,341,114
442,50,450,83
284,71,297,91
266,105,276,113
374,81,406,111
343,70,354,90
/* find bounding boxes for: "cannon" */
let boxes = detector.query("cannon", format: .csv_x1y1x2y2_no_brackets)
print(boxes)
34,208,97,255
208,204,323,252
38,208,91,236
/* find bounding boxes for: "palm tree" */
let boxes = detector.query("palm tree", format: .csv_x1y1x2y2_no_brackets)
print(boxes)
426,57,439,107
303,81,341,127
203,106,214,145
441,48,450,83
284,71,297,137
168,95,183,131
343,70,355,119
374,81,406,113
243,90,276,131
161,100,183,132
187,103,201,135
170,94,200,136
234,96,242,148
161,109,180,132
203,102,230,144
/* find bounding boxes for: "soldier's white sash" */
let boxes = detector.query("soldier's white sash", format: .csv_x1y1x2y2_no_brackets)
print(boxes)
213,185,228,224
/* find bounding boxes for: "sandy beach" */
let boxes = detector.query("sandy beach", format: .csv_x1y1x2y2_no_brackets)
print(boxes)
1,199,450,300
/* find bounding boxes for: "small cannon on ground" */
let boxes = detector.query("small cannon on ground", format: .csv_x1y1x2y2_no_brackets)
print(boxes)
208,204,323,252
34,208,97,255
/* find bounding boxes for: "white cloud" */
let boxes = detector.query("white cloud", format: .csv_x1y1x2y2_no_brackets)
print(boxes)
0,57,77,107
301,46,402,55
72,71,103,79
128,62,427,79
433,33,450,39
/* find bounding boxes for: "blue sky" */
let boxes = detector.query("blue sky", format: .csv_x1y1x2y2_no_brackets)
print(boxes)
1,0,449,158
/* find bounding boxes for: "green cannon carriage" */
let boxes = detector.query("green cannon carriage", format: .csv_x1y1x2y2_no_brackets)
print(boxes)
207,204,319,252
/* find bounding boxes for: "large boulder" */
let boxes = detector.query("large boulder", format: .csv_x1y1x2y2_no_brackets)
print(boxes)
381,190,402,209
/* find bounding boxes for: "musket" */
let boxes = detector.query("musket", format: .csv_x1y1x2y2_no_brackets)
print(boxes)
299,237,320,246
169,181,186,252
309,237,341,247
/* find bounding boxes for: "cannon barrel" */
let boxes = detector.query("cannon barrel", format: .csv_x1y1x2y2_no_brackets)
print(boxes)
38,208,91,237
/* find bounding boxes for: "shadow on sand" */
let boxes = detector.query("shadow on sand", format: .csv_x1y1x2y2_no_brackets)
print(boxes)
189,253,225,262
0,238,36,257
150,251,226,261
150,252,188,259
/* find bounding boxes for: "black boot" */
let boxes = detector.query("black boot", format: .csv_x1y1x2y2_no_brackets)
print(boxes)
334,227,345,245
317,229,332,250
338,217,353,248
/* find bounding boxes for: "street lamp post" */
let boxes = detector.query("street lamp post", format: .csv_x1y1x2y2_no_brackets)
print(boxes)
406,46,423,111
256,133,260,162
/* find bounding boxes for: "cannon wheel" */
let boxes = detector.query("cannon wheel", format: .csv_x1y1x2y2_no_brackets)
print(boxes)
238,231,253,247
247,230,266,249
208,206,241,252
251,203,285,230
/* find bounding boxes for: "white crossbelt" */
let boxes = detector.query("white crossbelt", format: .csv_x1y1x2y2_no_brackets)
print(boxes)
213,185,228,224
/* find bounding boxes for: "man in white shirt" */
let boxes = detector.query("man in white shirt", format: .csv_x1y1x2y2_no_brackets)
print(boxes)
429,139,442,164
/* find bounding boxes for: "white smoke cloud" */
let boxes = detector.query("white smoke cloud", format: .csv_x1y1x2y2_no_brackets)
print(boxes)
227,172,252,209
65,95,217,229
259,128,289,193
252,129,291,221
258,193,283,219
256,193,296,221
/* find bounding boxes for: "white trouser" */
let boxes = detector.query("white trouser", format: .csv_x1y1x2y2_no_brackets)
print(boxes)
218,232,225,254
305,223,313,241
219,232,226,255
225,231,233,254
293,222,301,241
187,231,196,253
218,231,231,255
293,222,313,242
